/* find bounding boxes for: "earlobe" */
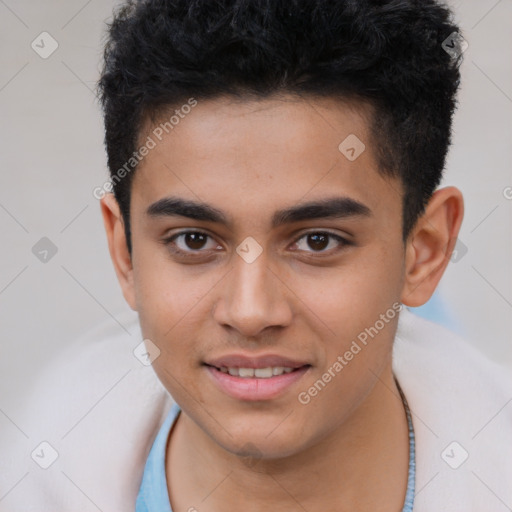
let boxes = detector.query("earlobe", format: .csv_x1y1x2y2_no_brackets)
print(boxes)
401,186,464,307
100,194,138,311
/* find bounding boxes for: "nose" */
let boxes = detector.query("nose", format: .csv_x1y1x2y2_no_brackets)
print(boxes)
213,251,293,338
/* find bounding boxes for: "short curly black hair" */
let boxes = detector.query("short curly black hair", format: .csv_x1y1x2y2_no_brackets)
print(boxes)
97,0,462,253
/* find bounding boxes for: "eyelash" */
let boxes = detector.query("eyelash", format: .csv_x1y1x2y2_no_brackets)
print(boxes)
161,230,352,259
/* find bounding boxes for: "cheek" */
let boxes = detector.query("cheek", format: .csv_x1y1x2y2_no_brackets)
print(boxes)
130,248,213,369
136,278,211,408
132,242,206,325
291,245,402,337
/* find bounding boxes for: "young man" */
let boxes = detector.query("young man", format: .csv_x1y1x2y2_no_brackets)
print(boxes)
6,1,510,511
93,0,512,510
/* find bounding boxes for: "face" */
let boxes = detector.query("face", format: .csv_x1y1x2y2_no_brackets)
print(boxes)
119,95,409,458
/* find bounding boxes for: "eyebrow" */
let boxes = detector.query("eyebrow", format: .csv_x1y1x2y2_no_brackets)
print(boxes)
146,196,372,228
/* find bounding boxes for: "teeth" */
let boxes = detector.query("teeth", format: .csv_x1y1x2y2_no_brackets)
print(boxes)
239,367,255,378
254,367,273,378
220,366,297,378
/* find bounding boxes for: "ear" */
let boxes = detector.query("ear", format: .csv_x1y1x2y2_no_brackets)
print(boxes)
100,194,137,311
401,186,464,307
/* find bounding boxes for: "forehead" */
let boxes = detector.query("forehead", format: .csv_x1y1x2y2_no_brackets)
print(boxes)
132,94,402,229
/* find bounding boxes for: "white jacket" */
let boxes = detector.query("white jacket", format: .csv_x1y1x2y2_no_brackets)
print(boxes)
2,307,511,511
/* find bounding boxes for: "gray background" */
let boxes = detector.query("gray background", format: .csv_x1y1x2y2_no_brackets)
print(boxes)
1,0,511,418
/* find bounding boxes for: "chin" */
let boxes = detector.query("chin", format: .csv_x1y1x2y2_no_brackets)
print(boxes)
213,419,311,461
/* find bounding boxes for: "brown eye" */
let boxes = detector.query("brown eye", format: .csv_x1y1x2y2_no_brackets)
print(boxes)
307,233,329,251
183,232,208,250
292,231,350,254
163,231,222,257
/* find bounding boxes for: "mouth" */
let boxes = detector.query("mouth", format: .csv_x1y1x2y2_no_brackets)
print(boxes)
203,354,311,401
205,364,307,378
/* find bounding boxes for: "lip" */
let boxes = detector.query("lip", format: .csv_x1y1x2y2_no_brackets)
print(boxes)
204,353,311,401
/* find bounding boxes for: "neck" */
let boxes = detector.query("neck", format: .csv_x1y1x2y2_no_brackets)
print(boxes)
166,361,410,512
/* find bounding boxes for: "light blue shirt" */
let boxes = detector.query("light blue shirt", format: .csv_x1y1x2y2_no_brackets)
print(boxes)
136,383,415,511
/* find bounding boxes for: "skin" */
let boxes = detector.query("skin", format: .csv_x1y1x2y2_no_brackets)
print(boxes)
101,94,464,511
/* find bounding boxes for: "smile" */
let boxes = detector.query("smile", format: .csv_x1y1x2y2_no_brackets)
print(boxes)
215,366,296,378
204,361,311,401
